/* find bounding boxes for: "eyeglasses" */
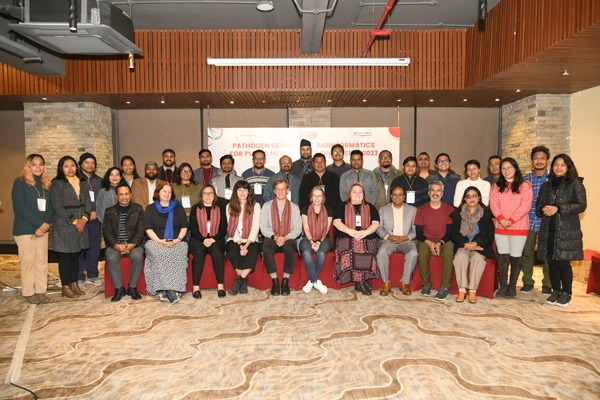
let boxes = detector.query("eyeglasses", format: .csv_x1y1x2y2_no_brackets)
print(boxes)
379,155,391,160
332,150,343,155
202,192,215,196
502,166,515,171
437,160,449,164
465,194,480,199
181,170,192,174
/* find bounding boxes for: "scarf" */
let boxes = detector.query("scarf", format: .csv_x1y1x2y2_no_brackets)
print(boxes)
154,199,180,239
196,205,221,237
459,203,484,237
271,199,292,236
227,204,253,239
307,204,328,241
67,175,81,197
344,202,371,230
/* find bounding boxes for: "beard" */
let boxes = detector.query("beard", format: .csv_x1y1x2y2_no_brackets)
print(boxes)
145,172,158,180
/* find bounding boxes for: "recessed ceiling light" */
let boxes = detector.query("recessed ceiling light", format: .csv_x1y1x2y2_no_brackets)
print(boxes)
41,97,47,100
195,100,200,104
495,98,500,102
327,99,332,103
562,69,570,76
256,0,274,12
126,101,131,104
429,99,434,102
516,89,521,93
397,99,401,102
362,99,367,102
261,100,266,103
463,98,468,102
160,100,165,104
229,100,234,104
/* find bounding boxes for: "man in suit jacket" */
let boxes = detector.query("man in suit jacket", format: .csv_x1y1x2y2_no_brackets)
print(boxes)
376,185,418,296
131,161,165,210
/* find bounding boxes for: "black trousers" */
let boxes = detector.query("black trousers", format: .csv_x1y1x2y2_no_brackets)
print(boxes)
189,237,225,285
58,252,80,286
262,238,297,275
226,241,261,271
546,228,573,294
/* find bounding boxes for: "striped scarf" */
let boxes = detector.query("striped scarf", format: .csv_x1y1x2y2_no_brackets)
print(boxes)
196,206,221,237
307,204,328,241
227,204,253,239
344,202,371,230
271,199,292,236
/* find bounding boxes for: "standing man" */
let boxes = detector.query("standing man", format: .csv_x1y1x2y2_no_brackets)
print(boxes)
484,155,502,185
390,156,430,208
292,139,313,179
194,149,220,186
242,149,274,206
102,183,146,302
415,181,454,300
372,150,400,209
260,178,302,296
298,152,340,209
212,154,241,205
428,153,461,205
339,150,378,204
454,160,491,207
78,152,102,285
264,155,300,205
131,161,164,210
158,148,179,184
417,152,436,181
376,186,418,296
521,145,552,294
327,144,351,178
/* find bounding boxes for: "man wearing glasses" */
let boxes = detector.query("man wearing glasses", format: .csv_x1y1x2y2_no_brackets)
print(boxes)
326,144,351,178
428,153,461,206
372,150,400,209
242,149,274,206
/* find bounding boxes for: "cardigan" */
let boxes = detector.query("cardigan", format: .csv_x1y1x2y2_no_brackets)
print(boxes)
11,176,54,236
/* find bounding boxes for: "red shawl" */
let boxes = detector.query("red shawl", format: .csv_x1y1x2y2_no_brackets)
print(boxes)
196,206,221,237
344,202,371,230
271,199,292,236
307,204,329,241
227,204,253,239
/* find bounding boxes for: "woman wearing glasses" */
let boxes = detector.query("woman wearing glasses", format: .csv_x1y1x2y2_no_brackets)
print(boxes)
172,162,202,219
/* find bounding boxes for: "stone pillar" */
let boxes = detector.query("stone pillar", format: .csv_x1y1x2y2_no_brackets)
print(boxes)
23,102,113,176
288,107,331,127
501,94,570,168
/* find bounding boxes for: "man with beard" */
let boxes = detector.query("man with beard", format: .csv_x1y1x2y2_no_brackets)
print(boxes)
242,149,274,205
193,149,220,186
390,156,430,208
417,152,436,181
428,153,461,206
484,155,501,185
373,150,400,209
339,150,378,204
264,155,300,205
415,181,454,300
131,161,165,210
298,153,340,209
158,148,179,184
326,143,351,178
212,154,242,205
521,145,552,294
292,139,313,179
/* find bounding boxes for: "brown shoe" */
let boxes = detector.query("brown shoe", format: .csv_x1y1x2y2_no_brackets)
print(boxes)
399,280,412,296
35,293,50,304
70,282,86,296
456,292,466,302
62,285,79,298
468,291,477,304
24,295,40,304
379,281,391,296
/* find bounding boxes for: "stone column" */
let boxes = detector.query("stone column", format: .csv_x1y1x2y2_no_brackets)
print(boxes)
288,107,331,127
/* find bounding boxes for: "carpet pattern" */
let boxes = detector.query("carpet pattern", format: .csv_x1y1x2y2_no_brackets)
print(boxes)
0,255,599,399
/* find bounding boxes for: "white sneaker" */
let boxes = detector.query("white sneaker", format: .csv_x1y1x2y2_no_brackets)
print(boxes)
302,281,313,293
313,280,328,294
88,278,103,286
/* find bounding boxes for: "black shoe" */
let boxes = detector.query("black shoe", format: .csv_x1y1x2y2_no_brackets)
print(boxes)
355,281,371,296
546,290,560,304
363,280,372,291
228,276,242,296
192,290,202,299
556,292,571,307
218,289,226,298
239,277,248,294
542,286,552,294
520,284,534,292
495,286,508,298
271,278,281,296
128,286,142,300
111,286,126,302
505,285,517,298
281,277,290,296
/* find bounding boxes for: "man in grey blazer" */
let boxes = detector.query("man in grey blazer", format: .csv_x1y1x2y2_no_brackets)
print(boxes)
376,185,418,296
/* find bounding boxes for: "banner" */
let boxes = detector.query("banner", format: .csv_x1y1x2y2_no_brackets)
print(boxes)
208,127,400,173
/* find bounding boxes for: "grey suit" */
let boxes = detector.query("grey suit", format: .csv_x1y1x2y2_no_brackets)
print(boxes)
376,203,418,283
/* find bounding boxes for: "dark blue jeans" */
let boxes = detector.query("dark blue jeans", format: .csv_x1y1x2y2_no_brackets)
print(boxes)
298,237,332,283
78,219,101,280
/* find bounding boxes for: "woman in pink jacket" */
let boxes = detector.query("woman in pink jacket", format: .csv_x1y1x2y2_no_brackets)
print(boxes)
490,157,533,298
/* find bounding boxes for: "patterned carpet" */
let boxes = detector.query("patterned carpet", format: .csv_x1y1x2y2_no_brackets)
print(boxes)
0,255,599,399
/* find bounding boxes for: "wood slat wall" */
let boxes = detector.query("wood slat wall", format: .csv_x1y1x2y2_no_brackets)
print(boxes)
466,0,600,86
0,29,466,97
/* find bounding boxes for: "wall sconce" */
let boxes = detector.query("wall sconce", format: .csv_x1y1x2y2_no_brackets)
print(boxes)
128,53,135,69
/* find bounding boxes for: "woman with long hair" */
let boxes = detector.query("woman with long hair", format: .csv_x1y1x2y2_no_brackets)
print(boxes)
333,183,380,295
120,155,140,187
189,184,227,299
226,180,261,295
50,155,92,298
96,167,124,223
11,154,54,304
451,186,495,304
299,186,333,294
143,182,188,304
537,154,587,307
489,157,533,298
172,162,202,218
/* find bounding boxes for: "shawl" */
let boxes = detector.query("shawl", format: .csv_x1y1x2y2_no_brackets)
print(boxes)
227,204,253,239
154,199,180,239
307,204,328,241
460,203,484,237
344,202,371,230
196,205,221,237
271,199,292,236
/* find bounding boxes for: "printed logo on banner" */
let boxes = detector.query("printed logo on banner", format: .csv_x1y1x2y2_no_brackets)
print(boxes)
208,128,224,146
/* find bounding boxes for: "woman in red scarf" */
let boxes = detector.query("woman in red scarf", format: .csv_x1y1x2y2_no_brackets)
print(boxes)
333,183,380,295
189,184,228,299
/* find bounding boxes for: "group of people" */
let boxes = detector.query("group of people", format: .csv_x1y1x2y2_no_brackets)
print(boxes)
11,141,587,307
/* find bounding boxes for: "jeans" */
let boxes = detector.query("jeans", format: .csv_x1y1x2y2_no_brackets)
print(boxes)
298,237,332,283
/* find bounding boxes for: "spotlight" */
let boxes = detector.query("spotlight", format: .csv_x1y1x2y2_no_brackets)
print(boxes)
256,0,274,12
69,0,77,32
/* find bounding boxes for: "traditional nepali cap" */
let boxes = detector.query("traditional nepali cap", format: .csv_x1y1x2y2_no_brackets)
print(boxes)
300,139,312,147
145,161,158,168
78,152,96,165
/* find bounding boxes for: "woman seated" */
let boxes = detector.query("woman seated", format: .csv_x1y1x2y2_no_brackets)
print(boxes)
298,186,333,294
189,184,227,298
172,162,202,219
143,182,188,304
451,186,495,304
96,167,124,223
333,183,380,295
226,180,261,295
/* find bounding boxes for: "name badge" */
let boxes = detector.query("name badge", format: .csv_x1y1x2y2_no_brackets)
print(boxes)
406,190,416,204
181,195,191,209
286,192,291,201
320,185,325,192
37,198,47,212
207,221,211,233
355,215,362,227
89,190,95,202
384,184,389,195
224,188,233,200
254,183,262,195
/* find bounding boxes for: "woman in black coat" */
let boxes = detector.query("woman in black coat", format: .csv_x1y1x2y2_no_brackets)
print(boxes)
536,154,586,307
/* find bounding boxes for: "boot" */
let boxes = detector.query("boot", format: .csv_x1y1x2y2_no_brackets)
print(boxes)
70,282,86,296
271,278,281,296
239,277,248,294
228,276,243,296
62,285,79,298
505,256,522,298
495,254,510,298
281,277,290,296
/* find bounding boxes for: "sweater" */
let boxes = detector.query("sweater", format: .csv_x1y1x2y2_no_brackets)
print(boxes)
489,181,533,236
11,176,54,236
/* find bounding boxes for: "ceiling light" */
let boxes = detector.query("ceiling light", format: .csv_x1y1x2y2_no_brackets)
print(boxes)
562,69,570,76
261,100,266,103
229,100,235,104
256,0,274,12
397,99,401,102
42,97,47,100
516,89,521,93
68,0,77,32
126,101,131,104
429,99,434,102
207,57,410,67
327,99,332,103
362,99,367,102
463,98,468,102
495,98,500,102
160,99,165,104
195,100,200,104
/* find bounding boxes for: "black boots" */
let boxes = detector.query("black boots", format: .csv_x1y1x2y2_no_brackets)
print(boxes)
111,286,127,302
505,256,522,298
271,278,281,296
496,254,510,298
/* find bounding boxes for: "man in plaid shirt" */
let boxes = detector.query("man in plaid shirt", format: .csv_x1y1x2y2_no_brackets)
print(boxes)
521,146,552,294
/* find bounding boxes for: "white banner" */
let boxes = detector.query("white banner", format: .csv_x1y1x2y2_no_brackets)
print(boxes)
208,127,400,173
